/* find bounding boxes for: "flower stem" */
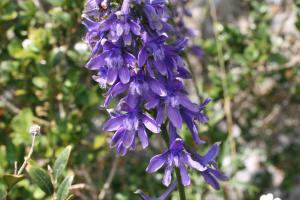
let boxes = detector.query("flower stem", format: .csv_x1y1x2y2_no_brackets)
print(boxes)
175,168,186,200
161,124,186,200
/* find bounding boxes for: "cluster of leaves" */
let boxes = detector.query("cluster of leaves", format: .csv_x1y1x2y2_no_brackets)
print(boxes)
0,145,73,200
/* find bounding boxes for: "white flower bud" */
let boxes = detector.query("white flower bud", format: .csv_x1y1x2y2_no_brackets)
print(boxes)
29,124,41,136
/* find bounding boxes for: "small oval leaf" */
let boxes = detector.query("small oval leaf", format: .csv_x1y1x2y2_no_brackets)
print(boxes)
26,164,54,195
57,176,74,200
53,146,72,181
3,174,25,190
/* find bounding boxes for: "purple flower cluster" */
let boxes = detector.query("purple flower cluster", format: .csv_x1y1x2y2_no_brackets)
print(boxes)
82,0,227,197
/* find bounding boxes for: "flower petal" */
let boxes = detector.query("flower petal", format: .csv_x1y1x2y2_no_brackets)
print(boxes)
202,143,220,164
178,95,199,112
117,143,127,156
107,68,118,85
110,129,125,148
119,67,131,84
150,80,167,97
201,171,220,190
179,164,190,186
167,106,182,129
155,60,167,75
146,153,167,173
181,111,205,145
123,130,135,148
142,114,161,133
184,154,207,172
208,168,228,181
138,47,148,67
156,105,165,125
103,115,125,131
162,165,173,187
138,126,149,149
111,82,129,97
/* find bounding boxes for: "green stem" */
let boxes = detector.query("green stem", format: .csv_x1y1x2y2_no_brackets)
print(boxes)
175,168,187,200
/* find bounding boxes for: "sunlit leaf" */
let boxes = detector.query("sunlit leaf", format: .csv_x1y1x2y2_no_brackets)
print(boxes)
53,146,72,181
26,164,54,195
57,176,73,200
3,174,25,190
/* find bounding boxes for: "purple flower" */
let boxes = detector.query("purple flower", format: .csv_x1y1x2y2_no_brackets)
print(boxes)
138,34,190,79
190,45,204,59
190,143,228,190
103,104,160,155
82,0,227,196
143,0,169,32
86,42,136,86
146,79,199,129
136,181,177,200
100,12,141,45
146,138,206,186
83,0,110,18
197,98,211,124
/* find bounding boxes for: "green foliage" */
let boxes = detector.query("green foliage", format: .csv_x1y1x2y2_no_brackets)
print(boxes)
0,188,7,200
57,176,73,200
3,174,25,191
26,164,54,195
53,146,72,182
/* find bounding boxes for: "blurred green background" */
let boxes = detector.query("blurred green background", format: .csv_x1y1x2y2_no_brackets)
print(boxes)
1,0,300,199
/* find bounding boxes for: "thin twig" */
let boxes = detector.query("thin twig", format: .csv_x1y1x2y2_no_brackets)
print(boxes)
0,95,50,127
70,183,89,191
78,166,98,200
184,53,203,103
209,0,237,158
14,162,18,175
17,134,37,175
98,157,119,200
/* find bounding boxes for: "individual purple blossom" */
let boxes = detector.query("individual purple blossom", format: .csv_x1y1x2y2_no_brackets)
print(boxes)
103,103,160,155
143,0,171,32
146,138,206,186
189,142,228,189
83,0,111,18
145,79,207,144
138,34,190,79
136,181,177,200
99,12,141,45
190,45,205,60
86,41,136,86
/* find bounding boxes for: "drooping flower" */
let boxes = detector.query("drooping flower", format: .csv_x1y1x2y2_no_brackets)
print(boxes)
190,142,228,189
146,138,206,186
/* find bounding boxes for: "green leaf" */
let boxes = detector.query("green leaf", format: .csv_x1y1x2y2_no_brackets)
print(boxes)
10,108,34,145
26,164,54,195
0,188,7,200
53,146,72,181
57,176,73,200
3,174,25,190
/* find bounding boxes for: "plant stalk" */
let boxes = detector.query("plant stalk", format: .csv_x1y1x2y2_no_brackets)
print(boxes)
161,124,186,200
175,168,186,200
